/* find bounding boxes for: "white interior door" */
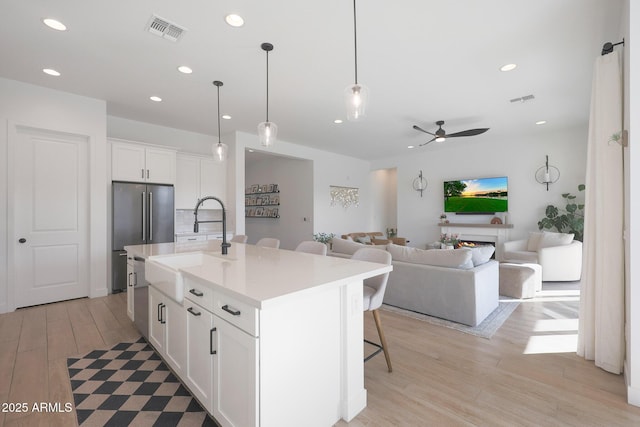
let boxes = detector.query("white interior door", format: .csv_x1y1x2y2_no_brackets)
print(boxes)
11,125,89,309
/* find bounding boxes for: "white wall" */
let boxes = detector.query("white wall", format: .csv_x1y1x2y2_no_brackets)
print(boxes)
245,153,313,249
371,126,588,249
370,168,397,235
231,132,374,240
0,78,108,313
625,0,640,407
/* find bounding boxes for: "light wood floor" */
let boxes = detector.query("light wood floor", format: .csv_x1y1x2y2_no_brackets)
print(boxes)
1,287,640,426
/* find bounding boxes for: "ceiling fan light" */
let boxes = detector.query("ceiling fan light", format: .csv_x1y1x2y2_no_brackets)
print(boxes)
435,136,446,142
212,141,228,162
344,83,369,121
258,121,278,147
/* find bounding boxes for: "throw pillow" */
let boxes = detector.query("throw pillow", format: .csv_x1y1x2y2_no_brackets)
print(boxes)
469,245,495,266
527,232,544,251
354,235,371,244
537,231,574,249
331,237,365,255
387,243,473,269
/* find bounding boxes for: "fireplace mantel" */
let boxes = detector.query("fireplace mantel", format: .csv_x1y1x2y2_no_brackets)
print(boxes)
439,222,513,260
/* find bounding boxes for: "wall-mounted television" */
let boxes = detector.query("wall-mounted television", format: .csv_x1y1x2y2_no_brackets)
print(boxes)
443,176,508,214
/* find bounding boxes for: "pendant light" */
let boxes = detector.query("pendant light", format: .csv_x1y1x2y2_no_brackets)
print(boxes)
212,80,228,162
344,0,369,121
258,42,277,147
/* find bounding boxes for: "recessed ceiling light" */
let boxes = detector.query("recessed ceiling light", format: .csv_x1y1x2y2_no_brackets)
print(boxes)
500,63,517,72
43,18,67,31
248,149,254,153
149,96,162,102
225,14,244,27
407,145,415,149
222,115,232,120
334,119,343,124
42,68,60,76
536,120,547,125
177,65,193,74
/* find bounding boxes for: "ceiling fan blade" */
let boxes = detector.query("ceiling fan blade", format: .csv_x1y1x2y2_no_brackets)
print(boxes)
419,137,436,146
445,128,490,138
413,125,436,136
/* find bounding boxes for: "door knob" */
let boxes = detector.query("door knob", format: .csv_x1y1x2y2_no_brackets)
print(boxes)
18,238,26,243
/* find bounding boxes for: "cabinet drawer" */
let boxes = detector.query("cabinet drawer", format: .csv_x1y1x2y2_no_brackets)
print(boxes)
184,279,215,309
213,293,259,337
176,235,207,243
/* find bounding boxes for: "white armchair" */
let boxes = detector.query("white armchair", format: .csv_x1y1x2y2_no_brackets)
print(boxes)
502,238,582,281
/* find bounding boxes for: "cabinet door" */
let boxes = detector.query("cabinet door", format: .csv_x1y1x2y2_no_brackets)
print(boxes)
148,287,165,352
145,148,176,184
200,159,226,207
213,316,259,427
175,155,200,209
164,297,187,376
112,143,146,182
186,302,215,413
126,258,135,321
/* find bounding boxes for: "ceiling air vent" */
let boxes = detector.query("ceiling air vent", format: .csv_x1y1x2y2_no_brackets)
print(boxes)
510,94,535,103
145,14,186,42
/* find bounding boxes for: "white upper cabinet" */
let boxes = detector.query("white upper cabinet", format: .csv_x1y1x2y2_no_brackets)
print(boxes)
111,140,176,184
176,154,226,209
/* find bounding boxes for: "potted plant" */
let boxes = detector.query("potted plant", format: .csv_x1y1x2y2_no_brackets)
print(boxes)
386,228,397,239
537,184,585,241
439,233,460,249
440,213,449,224
313,232,336,250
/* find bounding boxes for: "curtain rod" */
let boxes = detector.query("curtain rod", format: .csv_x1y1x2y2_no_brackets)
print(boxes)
602,38,624,56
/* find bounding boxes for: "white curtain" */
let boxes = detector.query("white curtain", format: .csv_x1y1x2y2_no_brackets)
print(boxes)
577,51,624,374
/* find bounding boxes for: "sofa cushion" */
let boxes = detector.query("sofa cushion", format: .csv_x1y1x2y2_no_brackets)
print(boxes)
354,235,371,244
469,245,495,267
331,237,366,255
527,232,544,251
387,243,473,269
538,231,574,249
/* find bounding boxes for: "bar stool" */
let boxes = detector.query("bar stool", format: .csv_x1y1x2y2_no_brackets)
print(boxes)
351,247,393,372
294,241,327,255
256,238,280,248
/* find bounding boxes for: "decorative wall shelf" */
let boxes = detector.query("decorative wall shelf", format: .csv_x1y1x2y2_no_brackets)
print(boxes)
245,183,280,218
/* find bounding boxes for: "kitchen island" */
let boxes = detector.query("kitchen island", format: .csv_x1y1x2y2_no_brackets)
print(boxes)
125,240,392,427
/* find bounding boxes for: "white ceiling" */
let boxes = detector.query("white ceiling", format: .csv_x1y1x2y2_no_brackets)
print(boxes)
0,0,624,160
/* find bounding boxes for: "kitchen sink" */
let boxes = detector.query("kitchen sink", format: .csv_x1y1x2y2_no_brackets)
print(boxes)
146,252,222,303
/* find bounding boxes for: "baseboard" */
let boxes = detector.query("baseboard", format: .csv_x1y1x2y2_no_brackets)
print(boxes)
90,287,109,298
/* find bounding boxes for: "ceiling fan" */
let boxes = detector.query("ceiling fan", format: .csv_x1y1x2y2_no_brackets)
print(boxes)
412,120,489,146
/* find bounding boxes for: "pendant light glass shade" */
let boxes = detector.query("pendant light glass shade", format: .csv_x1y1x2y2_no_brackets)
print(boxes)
212,80,228,162
212,141,228,162
257,121,277,147
259,42,276,147
344,83,369,121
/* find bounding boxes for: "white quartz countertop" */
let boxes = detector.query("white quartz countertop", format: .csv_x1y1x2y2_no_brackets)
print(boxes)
126,241,392,309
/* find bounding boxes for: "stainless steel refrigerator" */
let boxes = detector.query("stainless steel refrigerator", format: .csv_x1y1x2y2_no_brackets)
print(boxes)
112,181,174,292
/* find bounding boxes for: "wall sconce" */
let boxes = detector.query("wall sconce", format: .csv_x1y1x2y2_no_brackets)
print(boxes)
535,155,560,191
413,170,427,197
330,186,359,209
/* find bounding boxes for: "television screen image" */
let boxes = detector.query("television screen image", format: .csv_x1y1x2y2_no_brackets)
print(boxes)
443,176,508,213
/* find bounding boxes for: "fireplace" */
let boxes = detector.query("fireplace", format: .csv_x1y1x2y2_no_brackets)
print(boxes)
439,222,513,260
457,240,496,258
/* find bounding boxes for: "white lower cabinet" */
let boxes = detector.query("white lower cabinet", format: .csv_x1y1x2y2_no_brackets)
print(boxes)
183,278,259,427
148,286,187,377
126,257,135,321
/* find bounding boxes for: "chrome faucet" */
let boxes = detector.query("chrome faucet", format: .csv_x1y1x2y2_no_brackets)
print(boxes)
193,196,231,255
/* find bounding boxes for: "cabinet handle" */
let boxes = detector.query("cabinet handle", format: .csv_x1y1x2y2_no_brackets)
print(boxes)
160,304,166,324
141,168,145,179
189,289,204,297
157,302,163,322
222,304,241,316
187,307,201,316
149,192,153,241
142,192,146,241
210,327,217,355
147,169,150,179
128,272,133,287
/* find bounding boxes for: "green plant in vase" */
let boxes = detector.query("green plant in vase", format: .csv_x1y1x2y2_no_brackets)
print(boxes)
537,184,585,241
313,232,335,249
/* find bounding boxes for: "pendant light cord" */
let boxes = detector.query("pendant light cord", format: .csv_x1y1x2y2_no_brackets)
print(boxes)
266,49,270,122
216,84,221,143
353,0,358,85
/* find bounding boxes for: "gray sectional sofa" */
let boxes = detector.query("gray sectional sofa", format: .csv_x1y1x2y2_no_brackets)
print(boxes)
329,238,499,326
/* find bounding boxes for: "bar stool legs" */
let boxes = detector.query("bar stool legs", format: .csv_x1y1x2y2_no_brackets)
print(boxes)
364,309,392,373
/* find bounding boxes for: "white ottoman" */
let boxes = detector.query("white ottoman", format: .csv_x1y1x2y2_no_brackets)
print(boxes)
499,263,542,299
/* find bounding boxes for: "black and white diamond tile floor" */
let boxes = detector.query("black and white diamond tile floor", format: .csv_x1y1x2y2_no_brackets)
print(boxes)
67,337,216,426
